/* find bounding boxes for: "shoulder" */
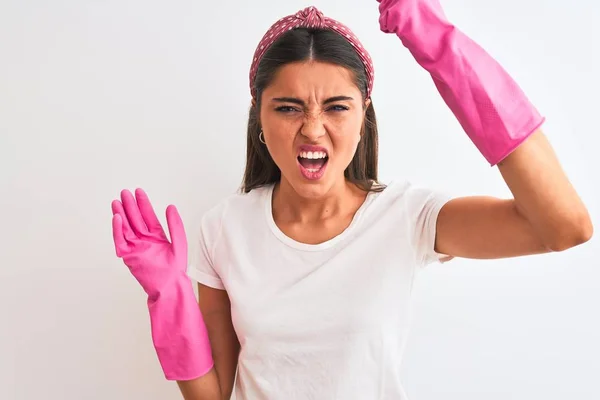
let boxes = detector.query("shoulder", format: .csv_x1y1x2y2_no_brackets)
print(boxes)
373,180,450,209
361,180,453,231
373,180,454,265
199,184,273,234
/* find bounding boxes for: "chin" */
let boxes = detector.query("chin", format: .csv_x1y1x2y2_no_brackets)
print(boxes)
292,180,334,199
284,169,340,201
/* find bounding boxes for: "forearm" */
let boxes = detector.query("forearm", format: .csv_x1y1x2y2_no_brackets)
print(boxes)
150,289,224,399
177,369,223,400
497,128,593,250
378,0,593,257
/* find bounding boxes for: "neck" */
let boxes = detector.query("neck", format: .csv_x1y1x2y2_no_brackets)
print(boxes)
272,178,365,224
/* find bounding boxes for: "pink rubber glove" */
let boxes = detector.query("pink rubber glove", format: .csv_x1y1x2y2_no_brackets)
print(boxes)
111,188,214,380
377,0,545,165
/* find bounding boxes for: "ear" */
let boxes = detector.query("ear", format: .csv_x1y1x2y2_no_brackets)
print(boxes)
362,98,371,121
251,98,261,127
360,98,371,139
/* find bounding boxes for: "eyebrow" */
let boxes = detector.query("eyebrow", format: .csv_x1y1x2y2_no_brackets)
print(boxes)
271,96,354,105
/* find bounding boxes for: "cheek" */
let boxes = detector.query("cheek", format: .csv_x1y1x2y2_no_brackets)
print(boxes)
327,114,363,150
330,131,361,158
262,109,302,132
261,112,295,141
262,119,298,164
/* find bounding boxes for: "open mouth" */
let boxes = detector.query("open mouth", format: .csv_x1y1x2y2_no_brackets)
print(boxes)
297,150,329,180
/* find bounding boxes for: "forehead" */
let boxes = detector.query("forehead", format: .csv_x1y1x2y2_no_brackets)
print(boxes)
265,61,361,98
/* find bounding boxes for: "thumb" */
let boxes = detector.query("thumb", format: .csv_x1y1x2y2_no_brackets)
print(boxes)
165,204,187,257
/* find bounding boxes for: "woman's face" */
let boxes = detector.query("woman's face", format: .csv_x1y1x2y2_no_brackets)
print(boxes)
259,61,370,199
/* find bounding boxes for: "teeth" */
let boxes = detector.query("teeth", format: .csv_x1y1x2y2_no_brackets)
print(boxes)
299,151,327,159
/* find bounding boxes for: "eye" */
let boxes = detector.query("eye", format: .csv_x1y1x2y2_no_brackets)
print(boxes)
275,106,299,113
327,105,350,112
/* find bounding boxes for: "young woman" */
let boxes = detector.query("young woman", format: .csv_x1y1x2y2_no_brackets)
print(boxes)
111,3,592,399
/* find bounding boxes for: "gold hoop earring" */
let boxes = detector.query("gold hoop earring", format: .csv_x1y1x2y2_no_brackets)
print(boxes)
259,130,266,144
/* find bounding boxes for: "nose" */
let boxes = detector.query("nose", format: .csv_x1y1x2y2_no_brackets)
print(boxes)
300,111,326,142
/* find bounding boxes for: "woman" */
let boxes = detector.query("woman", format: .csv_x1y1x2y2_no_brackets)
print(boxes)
111,3,592,399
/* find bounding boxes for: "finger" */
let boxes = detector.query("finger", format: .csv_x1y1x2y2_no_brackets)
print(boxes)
135,188,167,240
111,199,137,242
121,189,148,236
112,214,130,256
165,204,187,257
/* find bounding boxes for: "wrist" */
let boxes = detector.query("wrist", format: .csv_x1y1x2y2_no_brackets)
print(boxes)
146,269,194,304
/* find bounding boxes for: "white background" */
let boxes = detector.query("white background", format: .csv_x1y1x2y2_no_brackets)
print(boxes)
1,0,598,399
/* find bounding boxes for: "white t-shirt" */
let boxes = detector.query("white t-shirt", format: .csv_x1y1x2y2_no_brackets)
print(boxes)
187,180,453,399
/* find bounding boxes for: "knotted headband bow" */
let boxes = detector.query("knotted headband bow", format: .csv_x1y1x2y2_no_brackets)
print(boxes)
249,6,375,100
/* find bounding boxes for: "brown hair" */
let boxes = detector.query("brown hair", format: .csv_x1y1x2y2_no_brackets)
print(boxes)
241,28,385,193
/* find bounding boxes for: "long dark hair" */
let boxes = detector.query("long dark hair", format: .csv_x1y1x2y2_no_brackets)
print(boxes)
241,28,384,193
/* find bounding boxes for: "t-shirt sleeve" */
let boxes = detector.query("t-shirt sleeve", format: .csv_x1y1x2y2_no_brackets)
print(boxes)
186,207,226,290
409,185,454,268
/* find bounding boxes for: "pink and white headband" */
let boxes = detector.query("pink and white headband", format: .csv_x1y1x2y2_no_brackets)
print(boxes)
249,6,375,100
